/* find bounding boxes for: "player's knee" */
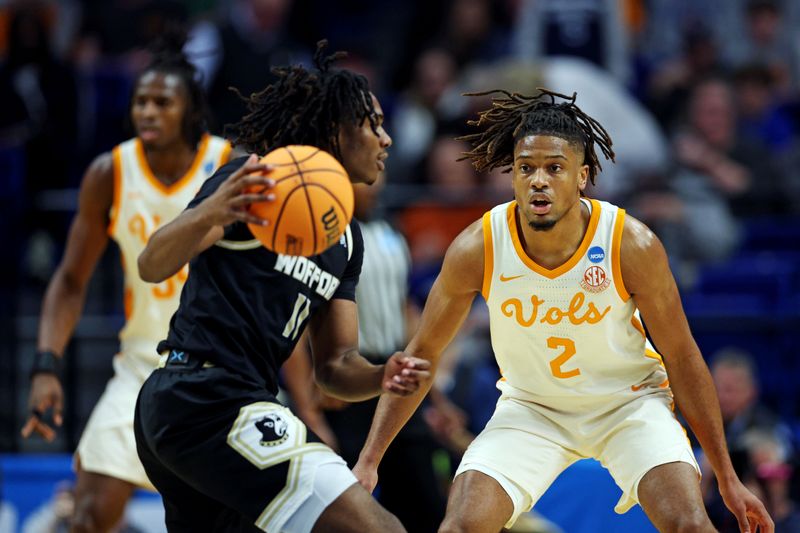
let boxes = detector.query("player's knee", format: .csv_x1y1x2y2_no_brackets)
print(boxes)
71,493,124,533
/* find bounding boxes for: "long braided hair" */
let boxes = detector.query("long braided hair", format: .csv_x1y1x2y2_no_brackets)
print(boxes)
458,88,615,186
134,29,209,147
226,40,377,159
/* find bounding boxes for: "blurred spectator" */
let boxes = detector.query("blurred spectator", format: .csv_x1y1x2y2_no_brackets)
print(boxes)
733,63,796,155
742,429,800,533
389,47,459,184
435,0,509,68
186,0,308,131
711,348,793,454
724,0,800,94
0,3,78,191
80,0,188,71
511,0,630,84
647,23,723,130
673,75,786,217
701,348,795,531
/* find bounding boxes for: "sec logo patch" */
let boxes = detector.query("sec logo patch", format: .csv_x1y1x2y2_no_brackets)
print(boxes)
580,265,610,293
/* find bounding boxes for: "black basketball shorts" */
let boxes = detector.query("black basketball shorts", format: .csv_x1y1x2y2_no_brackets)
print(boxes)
134,354,356,532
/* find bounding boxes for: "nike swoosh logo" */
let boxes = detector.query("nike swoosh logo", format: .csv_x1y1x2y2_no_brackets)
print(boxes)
499,274,524,282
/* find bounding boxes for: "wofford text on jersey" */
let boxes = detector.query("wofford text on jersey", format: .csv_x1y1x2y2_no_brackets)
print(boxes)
273,255,341,300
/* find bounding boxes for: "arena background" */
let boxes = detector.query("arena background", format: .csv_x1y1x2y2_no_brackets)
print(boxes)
1,0,799,531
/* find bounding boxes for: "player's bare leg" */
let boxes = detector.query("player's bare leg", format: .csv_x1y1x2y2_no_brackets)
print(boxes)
312,483,405,533
637,462,715,533
71,457,135,533
439,470,514,533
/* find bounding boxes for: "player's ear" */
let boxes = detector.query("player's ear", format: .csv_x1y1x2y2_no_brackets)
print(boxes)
578,164,589,191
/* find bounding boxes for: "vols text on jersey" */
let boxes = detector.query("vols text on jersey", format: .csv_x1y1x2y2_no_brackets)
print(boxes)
501,292,611,328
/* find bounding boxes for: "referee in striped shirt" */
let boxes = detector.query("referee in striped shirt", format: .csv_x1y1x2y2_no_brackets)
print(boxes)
324,173,447,532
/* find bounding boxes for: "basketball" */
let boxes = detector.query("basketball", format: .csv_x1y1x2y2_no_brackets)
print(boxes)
247,145,354,257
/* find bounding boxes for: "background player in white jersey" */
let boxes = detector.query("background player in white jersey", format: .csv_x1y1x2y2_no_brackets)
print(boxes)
353,88,773,533
20,33,231,532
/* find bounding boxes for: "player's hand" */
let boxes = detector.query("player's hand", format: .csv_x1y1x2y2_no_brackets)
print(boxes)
382,352,431,396
21,373,64,441
719,478,774,533
197,154,276,227
352,459,379,493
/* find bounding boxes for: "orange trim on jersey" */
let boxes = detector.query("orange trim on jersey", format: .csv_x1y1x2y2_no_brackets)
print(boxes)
134,134,210,195
506,198,601,279
612,208,630,301
124,287,133,320
107,146,123,236
481,212,494,300
631,315,646,338
218,140,233,167
645,348,664,366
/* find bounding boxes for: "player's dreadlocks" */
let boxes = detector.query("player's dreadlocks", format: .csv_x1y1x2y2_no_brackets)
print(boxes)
227,40,377,159
135,29,209,147
458,88,615,186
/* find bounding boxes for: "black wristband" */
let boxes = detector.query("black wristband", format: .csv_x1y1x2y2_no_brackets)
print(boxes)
31,350,62,379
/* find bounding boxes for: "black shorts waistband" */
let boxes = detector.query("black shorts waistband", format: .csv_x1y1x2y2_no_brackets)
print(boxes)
158,350,215,370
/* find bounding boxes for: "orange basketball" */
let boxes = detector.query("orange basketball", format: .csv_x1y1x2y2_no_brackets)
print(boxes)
247,145,354,257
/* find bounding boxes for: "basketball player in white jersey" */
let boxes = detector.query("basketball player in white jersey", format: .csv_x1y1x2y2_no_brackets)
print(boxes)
353,89,773,533
21,35,231,532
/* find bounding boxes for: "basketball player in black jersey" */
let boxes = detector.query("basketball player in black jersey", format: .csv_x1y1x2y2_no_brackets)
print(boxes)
134,43,428,533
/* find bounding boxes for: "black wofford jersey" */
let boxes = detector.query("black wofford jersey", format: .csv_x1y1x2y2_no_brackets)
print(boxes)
158,157,363,394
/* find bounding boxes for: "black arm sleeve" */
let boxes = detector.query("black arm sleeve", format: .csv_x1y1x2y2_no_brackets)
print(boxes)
331,220,364,302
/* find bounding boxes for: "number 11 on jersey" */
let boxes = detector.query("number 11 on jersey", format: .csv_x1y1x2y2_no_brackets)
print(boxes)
283,294,311,340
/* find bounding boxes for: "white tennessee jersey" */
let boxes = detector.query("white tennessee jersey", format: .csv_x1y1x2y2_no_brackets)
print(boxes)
108,134,231,367
482,198,668,402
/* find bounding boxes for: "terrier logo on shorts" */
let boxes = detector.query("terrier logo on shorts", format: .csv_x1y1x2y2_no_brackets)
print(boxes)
255,413,289,447
580,265,610,293
227,402,307,469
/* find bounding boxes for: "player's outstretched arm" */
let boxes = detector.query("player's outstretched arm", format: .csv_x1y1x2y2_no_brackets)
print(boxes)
352,220,484,492
307,297,431,401
138,155,274,282
22,154,114,441
622,216,773,533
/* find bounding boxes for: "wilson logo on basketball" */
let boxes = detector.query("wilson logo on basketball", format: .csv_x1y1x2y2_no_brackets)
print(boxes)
580,265,610,293
321,206,340,248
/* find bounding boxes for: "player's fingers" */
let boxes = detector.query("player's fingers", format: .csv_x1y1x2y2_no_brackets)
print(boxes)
231,162,273,183
237,174,277,190
38,422,56,442
230,192,275,206
750,507,773,533
231,210,271,227
385,378,417,395
20,417,37,438
402,357,430,370
400,368,431,381
733,505,751,533
52,393,63,427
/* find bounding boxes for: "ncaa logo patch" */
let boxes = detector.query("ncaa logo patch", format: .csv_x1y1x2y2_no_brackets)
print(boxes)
580,265,610,293
204,161,215,174
588,246,605,263
227,402,306,469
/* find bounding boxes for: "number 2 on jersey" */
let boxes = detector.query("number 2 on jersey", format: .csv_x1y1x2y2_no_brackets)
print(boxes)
283,293,311,340
548,336,580,379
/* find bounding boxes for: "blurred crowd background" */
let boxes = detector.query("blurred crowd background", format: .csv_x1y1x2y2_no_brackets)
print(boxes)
1,0,800,531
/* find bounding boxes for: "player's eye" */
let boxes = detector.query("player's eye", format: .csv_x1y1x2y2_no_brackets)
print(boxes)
519,164,531,173
550,164,562,173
